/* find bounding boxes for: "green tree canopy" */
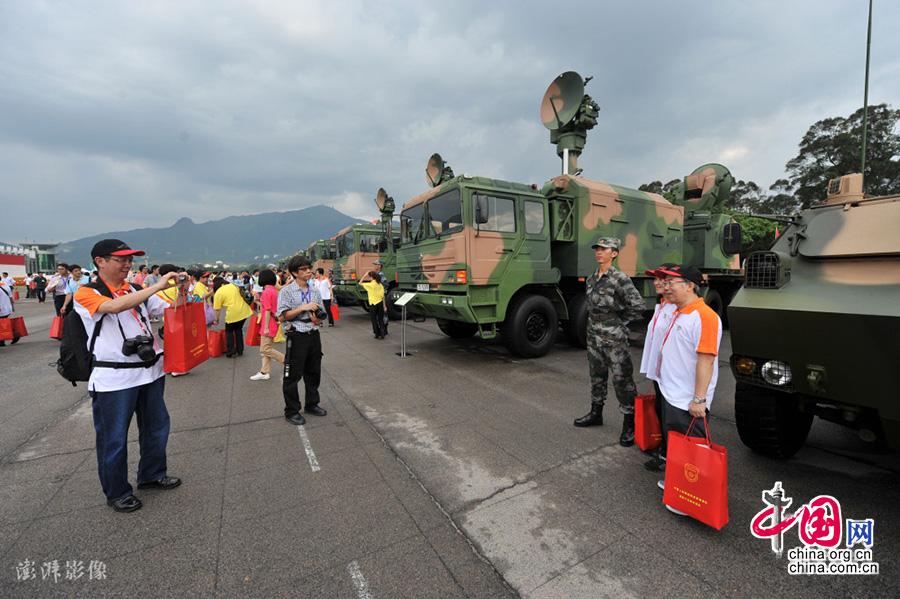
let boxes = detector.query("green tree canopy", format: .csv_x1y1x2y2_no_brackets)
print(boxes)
784,103,900,208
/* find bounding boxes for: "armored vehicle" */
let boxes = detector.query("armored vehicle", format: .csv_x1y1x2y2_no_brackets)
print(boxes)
393,72,742,357
729,173,900,457
307,239,336,276
332,189,401,316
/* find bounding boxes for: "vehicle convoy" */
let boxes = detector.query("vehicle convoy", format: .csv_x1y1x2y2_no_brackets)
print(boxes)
332,189,402,317
392,71,743,357
729,173,900,457
307,239,336,276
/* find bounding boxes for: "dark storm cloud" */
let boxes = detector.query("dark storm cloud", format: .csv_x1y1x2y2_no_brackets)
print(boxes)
1,0,897,242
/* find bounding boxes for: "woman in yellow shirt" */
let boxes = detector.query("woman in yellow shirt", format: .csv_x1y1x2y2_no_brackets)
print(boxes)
358,271,386,339
212,277,253,357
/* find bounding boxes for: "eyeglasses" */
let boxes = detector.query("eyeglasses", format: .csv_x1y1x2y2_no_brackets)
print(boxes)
663,278,688,287
103,256,134,264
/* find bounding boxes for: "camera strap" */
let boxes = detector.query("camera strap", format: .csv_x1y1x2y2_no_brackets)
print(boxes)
86,280,161,370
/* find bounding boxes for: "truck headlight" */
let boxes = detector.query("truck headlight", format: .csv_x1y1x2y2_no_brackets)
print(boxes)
761,361,792,386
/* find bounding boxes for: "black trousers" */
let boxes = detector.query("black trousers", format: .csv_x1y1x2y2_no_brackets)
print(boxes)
36,289,46,302
323,299,334,325
225,319,246,356
53,294,66,315
282,330,322,416
661,396,708,461
369,302,386,337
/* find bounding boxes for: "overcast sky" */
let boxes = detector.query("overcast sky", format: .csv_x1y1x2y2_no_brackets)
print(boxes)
2,1,898,243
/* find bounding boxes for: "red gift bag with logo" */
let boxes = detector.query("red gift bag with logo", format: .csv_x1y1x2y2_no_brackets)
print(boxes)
163,302,209,373
663,417,729,530
0,319,13,341
330,302,340,322
635,394,662,451
207,329,226,357
49,316,65,339
244,313,261,347
11,317,28,338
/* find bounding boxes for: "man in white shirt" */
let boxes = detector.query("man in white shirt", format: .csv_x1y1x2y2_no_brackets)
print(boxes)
47,264,71,316
74,239,186,513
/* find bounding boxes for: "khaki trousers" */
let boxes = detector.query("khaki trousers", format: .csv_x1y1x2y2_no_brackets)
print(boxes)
259,335,285,374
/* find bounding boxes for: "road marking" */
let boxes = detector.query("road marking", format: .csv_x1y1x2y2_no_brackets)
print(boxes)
347,561,372,599
296,426,321,472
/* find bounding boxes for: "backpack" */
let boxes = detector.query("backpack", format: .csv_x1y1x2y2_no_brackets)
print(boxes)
57,281,158,386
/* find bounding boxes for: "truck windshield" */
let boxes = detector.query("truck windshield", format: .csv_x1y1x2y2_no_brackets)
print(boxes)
401,204,425,244
426,189,463,237
358,233,386,253
337,233,355,257
308,246,317,262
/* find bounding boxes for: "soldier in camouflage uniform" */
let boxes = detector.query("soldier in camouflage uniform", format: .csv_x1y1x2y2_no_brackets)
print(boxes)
574,237,646,447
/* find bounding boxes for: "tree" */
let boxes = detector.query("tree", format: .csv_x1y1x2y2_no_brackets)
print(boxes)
784,103,900,208
639,179,681,202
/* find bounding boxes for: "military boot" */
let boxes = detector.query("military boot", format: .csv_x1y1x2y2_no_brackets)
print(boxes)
619,413,635,447
574,406,603,427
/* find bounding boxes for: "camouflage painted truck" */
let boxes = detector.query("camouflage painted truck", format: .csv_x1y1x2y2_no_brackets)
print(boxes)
729,173,900,457
392,72,742,358
332,189,402,316
307,239,336,276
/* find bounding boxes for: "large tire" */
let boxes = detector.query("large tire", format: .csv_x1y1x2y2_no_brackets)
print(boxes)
734,382,813,458
705,289,725,323
564,294,587,348
503,294,558,358
436,318,478,339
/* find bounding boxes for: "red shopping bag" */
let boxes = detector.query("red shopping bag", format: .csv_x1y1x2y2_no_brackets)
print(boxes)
663,417,729,530
330,302,340,322
11,317,28,338
13,290,20,301
207,329,227,357
0,319,13,341
635,394,662,451
49,316,65,339
163,302,209,373
244,313,261,347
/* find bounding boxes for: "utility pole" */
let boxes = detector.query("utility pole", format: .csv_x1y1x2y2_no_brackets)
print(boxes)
860,0,873,190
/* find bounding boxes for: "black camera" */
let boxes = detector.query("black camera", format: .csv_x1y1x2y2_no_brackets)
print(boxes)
314,307,328,321
122,335,157,361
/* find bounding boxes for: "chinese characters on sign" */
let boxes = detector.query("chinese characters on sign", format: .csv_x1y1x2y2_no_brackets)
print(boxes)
15,559,107,583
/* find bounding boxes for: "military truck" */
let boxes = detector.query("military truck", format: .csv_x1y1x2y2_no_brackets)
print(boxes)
332,189,402,316
392,71,743,357
307,239,336,277
729,173,900,457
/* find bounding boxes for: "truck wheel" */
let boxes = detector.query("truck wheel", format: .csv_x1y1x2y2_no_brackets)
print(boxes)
436,319,478,339
705,289,725,322
503,294,558,358
734,382,813,458
564,294,587,348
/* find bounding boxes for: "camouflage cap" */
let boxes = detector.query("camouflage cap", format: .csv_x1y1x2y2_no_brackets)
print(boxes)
590,237,621,250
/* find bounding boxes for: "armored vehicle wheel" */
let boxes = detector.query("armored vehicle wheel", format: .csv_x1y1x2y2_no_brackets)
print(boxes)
436,319,478,339
564,294,587,348
704,289,725,323
503,294,558,358
734,382,813,458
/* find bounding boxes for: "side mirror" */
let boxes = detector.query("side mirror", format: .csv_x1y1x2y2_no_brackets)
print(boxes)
722,222,742,255
474,196,489,225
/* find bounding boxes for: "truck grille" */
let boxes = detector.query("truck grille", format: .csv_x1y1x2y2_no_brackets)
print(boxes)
745,251,783,289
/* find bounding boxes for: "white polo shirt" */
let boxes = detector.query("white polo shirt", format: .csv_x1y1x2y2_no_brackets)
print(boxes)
74,279,168,392
656,297,722,411
639,300,676,381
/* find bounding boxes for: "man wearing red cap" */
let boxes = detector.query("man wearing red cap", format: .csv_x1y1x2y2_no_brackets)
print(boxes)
73,239,186,512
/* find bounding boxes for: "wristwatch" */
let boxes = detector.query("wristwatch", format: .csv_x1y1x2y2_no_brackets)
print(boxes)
691,396,707,404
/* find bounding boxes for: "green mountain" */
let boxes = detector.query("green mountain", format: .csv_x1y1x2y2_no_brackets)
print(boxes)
56,205,365,267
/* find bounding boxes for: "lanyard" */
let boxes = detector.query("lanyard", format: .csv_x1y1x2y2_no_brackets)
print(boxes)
654,311,681,379
649,301,668,335
299,286,311,305
112,287,152,335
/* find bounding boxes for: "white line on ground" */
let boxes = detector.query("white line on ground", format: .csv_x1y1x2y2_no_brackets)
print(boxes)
347,560,372,599
297,426,321,472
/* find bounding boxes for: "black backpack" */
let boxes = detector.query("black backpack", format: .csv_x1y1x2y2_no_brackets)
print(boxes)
57,281,158,386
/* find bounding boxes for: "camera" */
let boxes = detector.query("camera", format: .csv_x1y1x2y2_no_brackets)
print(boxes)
122,335,157,361
314,307,328,321
177,274,188,284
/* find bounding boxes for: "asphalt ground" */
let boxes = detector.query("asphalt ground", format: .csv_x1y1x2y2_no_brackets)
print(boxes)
1,298,897,598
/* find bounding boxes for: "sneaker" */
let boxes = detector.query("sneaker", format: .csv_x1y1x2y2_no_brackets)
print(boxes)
665,504,687,516
657,479,665,491
250,372,270,381
170,372,188,377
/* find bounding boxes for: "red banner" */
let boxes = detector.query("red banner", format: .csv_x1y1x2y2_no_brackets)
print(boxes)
163,302,209,373
663,417,729,530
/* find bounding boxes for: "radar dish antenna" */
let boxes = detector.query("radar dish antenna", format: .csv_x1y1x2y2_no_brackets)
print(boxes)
425,153,454,187
539,71,600,176
375,187,394,214
374,187,396,251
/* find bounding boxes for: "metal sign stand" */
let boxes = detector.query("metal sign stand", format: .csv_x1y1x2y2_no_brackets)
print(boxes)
394,292,416,358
